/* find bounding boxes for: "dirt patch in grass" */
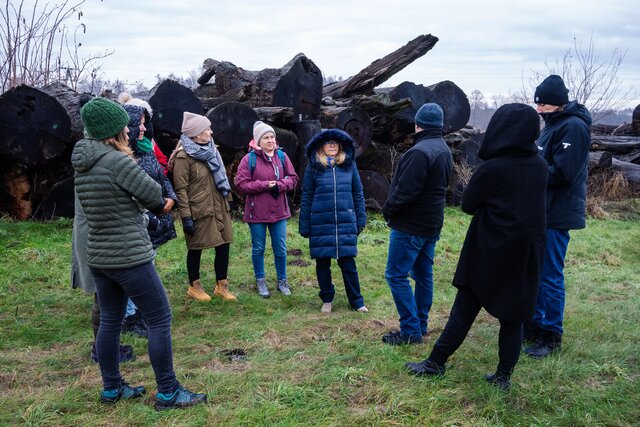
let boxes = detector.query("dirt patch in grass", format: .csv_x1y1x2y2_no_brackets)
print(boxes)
289,259,311,267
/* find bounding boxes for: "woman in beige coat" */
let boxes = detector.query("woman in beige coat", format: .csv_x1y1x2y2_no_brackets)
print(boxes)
170,112,235,302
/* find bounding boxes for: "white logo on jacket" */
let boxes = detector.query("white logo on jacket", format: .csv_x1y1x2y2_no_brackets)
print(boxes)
562,143,571,149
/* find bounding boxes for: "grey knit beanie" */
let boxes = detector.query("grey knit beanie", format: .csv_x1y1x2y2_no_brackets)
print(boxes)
415,103,444,130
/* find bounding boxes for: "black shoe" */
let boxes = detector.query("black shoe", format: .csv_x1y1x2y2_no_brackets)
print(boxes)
122,313,149,339
484,373,511,391
525,331,562,359
523,322,542,344
91,343,136,363
100,381,146,404
154,385,207,410
405,358,446,376
382,330,423,346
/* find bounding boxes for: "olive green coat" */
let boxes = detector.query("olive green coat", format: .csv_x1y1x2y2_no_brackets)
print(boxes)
71,138,164,269
172,148,233,249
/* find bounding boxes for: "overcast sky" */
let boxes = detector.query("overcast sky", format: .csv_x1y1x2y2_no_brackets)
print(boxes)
74,0,639,108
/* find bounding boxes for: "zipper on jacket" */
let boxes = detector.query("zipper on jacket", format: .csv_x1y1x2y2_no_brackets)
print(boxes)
332,166,339,259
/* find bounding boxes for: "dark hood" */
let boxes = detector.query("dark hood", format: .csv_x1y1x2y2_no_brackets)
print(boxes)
478,103,540,161
540,101,592,127
123,104,148,153
305,128,355,169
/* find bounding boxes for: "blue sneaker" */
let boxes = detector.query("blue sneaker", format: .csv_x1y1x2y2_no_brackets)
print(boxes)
154,385,207,410
100,381,146,404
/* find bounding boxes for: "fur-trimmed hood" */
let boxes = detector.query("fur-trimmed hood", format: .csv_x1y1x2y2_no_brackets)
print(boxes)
305,128,355,170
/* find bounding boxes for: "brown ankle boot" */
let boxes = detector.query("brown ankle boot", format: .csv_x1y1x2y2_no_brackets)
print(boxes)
214,279,237,302
187,279,211,302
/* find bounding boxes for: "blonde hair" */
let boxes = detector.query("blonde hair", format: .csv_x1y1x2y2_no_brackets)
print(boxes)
315,144,346,167
103,129,133,157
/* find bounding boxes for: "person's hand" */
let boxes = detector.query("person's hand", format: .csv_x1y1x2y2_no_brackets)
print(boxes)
268,181,277,188
162,198,175,214
300,231,310,238
182,217,195,236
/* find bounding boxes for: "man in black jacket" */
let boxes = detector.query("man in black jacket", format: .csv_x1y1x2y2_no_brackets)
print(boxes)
381,103,453,345
525,75,592,358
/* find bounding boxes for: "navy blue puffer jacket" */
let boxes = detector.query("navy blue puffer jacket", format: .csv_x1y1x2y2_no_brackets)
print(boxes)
299,129,366,259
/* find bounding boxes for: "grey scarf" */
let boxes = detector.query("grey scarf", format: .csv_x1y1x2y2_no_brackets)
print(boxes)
180,134,232,197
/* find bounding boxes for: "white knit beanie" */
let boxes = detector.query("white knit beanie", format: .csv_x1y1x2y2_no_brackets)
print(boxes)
253,121,275,145
181,112,211,138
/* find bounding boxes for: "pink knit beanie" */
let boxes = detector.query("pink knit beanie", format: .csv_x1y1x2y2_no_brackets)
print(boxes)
181,112,211,138
253,121,275,146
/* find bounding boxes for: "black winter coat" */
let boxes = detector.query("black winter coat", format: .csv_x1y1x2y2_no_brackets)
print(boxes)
453,104,548,322
537,101,591,229
383,129,453,237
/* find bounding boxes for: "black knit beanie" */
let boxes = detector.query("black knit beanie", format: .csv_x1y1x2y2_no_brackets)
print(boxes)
534,75,569,106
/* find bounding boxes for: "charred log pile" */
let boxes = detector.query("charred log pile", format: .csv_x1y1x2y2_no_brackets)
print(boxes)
1,33,638,220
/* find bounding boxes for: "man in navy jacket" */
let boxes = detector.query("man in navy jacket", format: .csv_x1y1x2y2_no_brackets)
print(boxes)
382,103,453,345
525,75,592,358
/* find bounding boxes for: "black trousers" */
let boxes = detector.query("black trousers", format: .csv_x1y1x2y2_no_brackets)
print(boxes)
186,243,230,283
429,287,523,376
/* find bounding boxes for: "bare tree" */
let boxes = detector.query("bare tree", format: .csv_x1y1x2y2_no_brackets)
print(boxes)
469,89,487,125
0,0,112,92
521,34,634,123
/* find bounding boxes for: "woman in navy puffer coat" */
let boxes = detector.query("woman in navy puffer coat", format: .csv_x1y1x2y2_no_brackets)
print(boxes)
299,129,368,313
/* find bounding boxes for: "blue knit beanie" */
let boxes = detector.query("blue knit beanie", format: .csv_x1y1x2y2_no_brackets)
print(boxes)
534,75,569,106
80,97,130,140
415,103,444,130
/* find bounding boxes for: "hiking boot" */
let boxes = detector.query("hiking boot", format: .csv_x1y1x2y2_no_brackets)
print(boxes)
276,278,292,296
405,358,446,376
154,384,207,410
100,381,146,404
122,312,149,339
382,330,423,346
187,280,211,302
256,278,270,298
484,372,511,391
321,302,332,313
91,343,136,363
214,279,237,302
525,330,562,359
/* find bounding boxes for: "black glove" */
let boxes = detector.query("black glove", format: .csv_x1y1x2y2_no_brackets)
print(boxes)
182,217,195,236
145,212,160,232
269,184,280,199
357,226,364,236
300,231,310,238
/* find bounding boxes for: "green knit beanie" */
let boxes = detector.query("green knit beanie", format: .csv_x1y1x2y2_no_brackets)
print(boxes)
80,97,130,140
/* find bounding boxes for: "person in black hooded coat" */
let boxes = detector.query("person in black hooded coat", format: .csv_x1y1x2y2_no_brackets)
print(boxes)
405,103,548,390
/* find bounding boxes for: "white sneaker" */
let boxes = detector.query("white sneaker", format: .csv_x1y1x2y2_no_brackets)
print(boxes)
356,306,369,313
321,303,332,313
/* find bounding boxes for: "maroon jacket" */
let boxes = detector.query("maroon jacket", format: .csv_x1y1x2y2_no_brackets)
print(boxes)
235,148,299,223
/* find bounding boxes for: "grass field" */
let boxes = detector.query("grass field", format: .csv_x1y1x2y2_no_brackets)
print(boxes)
0,206,638,426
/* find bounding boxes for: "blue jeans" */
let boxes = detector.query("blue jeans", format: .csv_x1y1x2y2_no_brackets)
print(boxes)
91,262,177,393
124,250,155,318
385,229,439,338
532,228,570,334
249,220,287,280
316,256,364,309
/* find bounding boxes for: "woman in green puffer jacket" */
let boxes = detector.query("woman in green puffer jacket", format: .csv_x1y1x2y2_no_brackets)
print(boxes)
72,97,206,410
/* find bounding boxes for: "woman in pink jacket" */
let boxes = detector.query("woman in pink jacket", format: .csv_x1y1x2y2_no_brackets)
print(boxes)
235,121,299,298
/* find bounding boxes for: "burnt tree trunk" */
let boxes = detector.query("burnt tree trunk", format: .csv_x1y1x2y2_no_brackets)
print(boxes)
206,101,259,150
381,80,470,137
427,81,471,133
148,80,204,157
319,106,373,156
323,34,439,98
0,85,72,168
197,53,323,121
633,104,640,136
42,82,92,143
358,169,389,211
